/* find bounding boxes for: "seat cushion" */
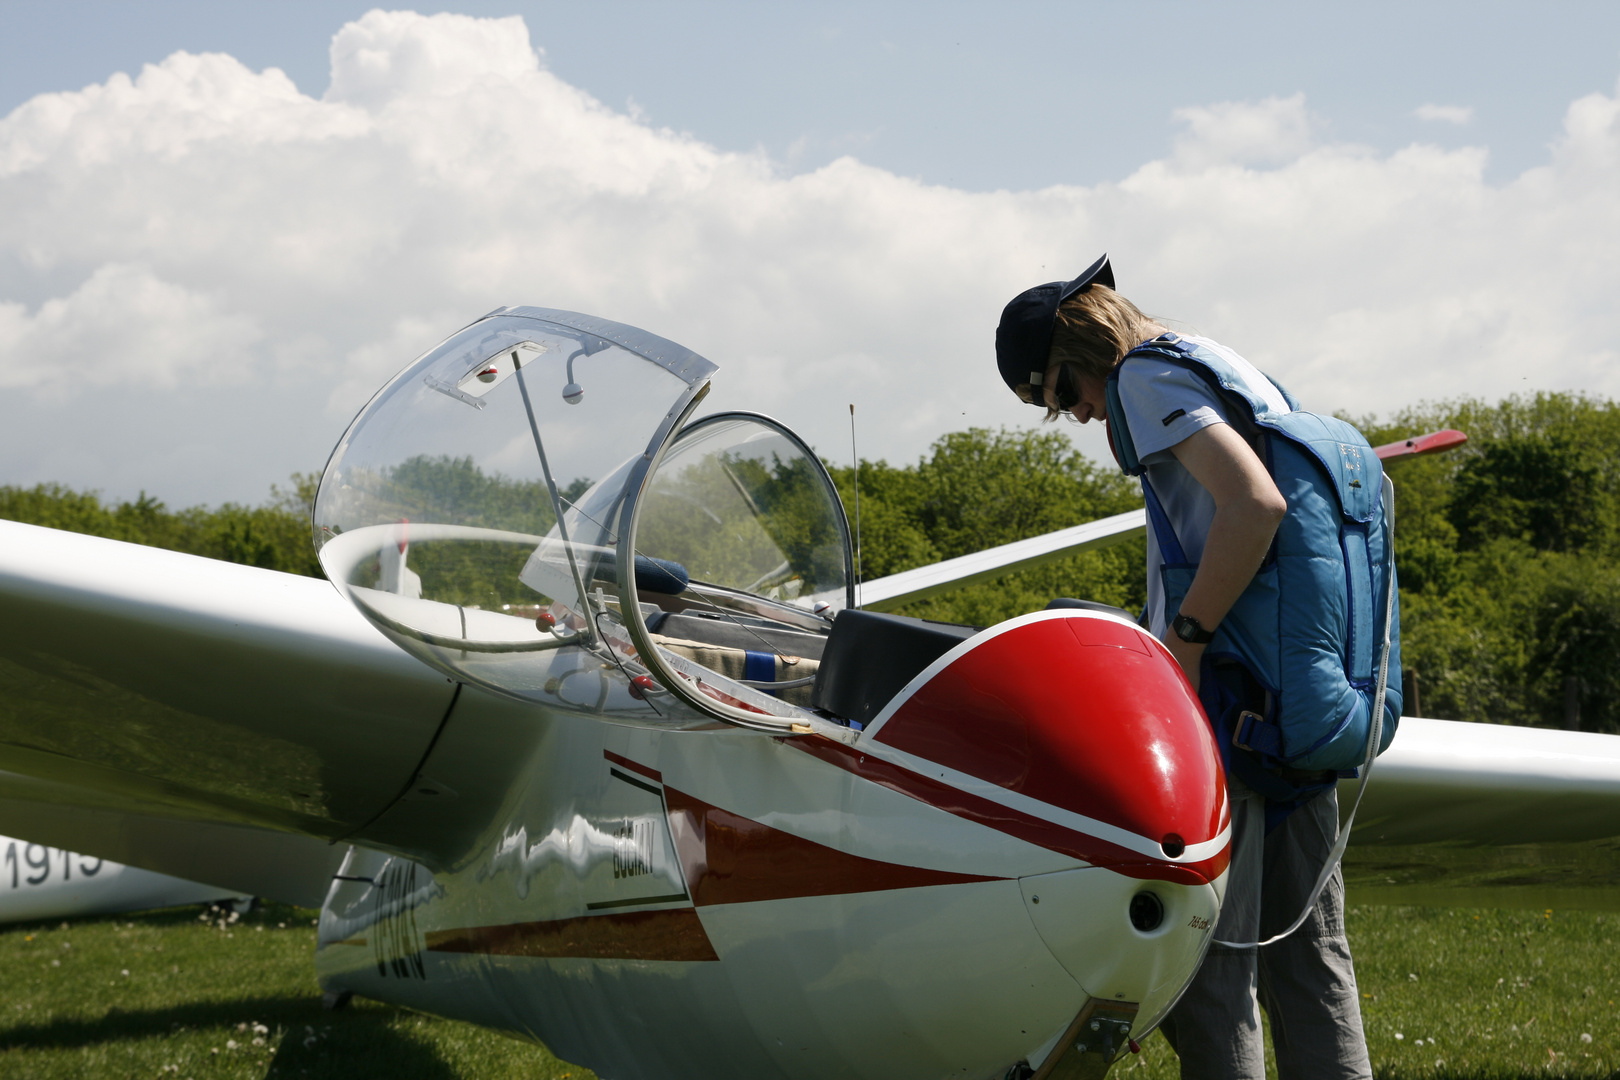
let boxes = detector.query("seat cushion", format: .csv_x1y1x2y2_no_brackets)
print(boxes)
812,609,979,726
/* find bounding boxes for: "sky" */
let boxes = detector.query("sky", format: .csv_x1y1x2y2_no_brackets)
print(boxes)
2,2,1619,506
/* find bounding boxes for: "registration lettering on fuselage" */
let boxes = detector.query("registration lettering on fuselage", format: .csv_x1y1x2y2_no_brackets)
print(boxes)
4,842,103,889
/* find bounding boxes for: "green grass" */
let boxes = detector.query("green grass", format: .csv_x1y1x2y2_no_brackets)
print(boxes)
0,901,590,1079
2,901,1617,1079
1120,905,1620,1080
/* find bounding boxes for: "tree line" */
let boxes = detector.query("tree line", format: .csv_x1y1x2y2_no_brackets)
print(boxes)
4,390,1615,733
1357,393,1620,734
0,474,322,578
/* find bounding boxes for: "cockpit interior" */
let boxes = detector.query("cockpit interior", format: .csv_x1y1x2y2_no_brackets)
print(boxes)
312,308,1124,736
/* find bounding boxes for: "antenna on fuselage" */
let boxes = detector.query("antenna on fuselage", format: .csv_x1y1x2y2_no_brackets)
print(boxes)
849,403,863,609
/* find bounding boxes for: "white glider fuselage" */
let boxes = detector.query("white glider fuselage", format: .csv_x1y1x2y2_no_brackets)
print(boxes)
313,615,1228,1080
291,307,1231,1078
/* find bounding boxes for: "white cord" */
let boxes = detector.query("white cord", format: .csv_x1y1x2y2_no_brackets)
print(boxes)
1215,474,1395,950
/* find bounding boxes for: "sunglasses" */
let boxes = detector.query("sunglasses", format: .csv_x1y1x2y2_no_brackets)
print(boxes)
1019,365,1082,415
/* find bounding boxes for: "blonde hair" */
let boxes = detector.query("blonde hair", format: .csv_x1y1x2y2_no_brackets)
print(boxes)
1038,284,1157,422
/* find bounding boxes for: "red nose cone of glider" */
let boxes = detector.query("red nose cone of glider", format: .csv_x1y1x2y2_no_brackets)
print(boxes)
870,612,1227,883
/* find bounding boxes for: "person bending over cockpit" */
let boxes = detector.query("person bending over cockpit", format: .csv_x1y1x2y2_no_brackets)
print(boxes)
992,256,1378,1080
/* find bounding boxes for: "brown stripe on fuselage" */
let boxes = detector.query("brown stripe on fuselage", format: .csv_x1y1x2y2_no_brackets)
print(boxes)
662,784,1002,905
424,907,718,961
603,749,662,783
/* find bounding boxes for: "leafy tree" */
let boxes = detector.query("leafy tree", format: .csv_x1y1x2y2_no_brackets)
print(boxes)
0,483,320,577
334,455,593,609
827,427,1146,627
1357,391,1620,732
1450,433,1599,554
638,449,847,601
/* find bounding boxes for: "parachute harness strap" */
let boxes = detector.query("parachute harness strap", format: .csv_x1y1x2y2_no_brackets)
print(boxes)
1215,474,1395,951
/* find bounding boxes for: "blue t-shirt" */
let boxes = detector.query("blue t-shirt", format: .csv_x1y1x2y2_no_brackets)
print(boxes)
1113,335,1292,639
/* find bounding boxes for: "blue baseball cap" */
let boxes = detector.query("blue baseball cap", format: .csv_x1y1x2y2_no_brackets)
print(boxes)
994,254,1114,404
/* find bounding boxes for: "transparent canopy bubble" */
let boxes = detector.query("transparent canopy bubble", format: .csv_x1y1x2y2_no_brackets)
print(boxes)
617,412,854,729
314,309,854,735
314,308,712,726
634,413,852,611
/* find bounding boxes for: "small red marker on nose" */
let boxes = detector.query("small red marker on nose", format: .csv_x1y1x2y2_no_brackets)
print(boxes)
535,612,556,629
477,367,499,383
629,675,657,700
1129,1039,1141,1055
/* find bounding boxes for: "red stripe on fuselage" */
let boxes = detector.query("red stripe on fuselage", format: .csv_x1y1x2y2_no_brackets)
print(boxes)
604,749,663,782
662,784,1002,905
424,907,718,962
783,735,1227,886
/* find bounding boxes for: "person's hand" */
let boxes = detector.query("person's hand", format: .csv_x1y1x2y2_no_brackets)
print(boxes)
1164,635,1205,694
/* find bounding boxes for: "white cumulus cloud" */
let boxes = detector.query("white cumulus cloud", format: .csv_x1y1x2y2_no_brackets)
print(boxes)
1415,103,1475,125
0,9,1618,505
0,263,259,392
1172,93,1318,168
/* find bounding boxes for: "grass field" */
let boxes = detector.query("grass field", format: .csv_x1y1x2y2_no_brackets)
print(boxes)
1124,905,1620,1080
0,901,578,1079
1,900,1616,1079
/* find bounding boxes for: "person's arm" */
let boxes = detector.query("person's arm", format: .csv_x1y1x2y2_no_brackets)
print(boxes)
1164,423,1287,690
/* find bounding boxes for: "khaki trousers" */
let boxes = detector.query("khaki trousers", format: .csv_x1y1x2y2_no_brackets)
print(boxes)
1160,779,1372,1080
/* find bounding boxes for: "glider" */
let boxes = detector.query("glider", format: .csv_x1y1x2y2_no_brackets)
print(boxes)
1,308,1614,1080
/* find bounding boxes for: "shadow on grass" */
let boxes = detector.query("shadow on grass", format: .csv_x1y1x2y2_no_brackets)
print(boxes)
0,993,462,1079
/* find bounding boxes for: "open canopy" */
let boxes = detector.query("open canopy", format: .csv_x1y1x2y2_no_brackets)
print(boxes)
314,309,854,733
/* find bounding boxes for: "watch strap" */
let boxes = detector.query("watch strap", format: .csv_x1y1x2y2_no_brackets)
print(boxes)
1173,613,1216,644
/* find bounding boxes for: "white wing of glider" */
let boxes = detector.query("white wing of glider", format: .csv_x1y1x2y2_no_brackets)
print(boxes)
856,508,1146,611
0,517,454,838
0,767,349,908
1344,717,1620,910
0,518,448,905
1349,717,1620,846
3,513,1618,910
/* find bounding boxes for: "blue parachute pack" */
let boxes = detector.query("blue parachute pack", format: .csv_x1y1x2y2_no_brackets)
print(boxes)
1103,334,1402,798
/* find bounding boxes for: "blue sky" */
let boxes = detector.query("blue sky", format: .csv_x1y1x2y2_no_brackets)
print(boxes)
1,3,1618,504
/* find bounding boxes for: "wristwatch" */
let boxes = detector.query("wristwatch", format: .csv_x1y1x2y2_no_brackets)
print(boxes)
1171,612,1216,644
